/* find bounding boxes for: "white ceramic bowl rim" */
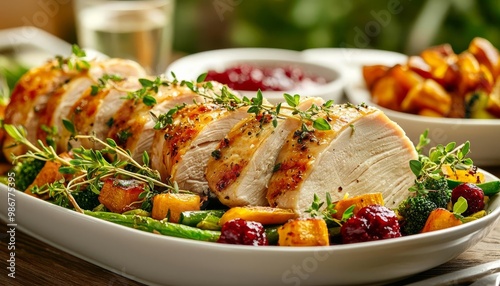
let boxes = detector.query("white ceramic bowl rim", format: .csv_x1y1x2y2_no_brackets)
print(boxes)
166,48,345,102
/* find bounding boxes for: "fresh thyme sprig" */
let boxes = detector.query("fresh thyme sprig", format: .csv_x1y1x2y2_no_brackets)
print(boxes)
91,74,124,95
158,72,337,132
54,44,90,71
305,193,355,227
4,124,179,213
284,93,332,131
151,103,186,130
124,77,168,106
409,130,473,192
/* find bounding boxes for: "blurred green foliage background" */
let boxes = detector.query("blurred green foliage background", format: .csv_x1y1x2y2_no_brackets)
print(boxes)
173,0,500,56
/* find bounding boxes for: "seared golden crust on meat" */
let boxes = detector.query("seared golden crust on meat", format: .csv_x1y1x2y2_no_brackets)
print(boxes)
267,104,377,207
206,114,274,199
3,61,83,159
162,104,221,175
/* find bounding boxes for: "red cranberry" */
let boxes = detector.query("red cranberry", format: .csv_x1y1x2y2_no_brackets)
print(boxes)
451,183,485,216
341,205,401,244
205,64,325,92
217,218,268,246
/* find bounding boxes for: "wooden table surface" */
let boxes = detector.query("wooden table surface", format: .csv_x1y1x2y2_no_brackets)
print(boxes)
1,167,499,286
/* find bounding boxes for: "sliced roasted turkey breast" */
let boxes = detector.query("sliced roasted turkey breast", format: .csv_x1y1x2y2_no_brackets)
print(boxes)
2,59,82,159
106,83,205,164
3,58,147,157
151,102,251,194
266,104,418,216
205,97,325,207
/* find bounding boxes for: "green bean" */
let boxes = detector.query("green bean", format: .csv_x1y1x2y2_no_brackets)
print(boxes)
84,211,220,242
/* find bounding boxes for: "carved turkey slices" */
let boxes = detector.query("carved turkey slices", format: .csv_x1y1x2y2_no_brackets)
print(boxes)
150,102,252,195
3,59,82,159
106,83,205,163
3,55,420,216
3,58,147,158
266,104,418,216
205,97,325,207
63,76,144,151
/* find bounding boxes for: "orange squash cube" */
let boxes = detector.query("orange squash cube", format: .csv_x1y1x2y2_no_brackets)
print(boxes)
151,193,201,223
333,192,384,220
421,208,462,233
98,178,145,213
278,218,329,246
442,165,485,184
218,206,297,226
26,152,73,196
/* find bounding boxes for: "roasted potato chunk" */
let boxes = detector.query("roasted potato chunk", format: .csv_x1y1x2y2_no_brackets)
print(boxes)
152,193,201,223
278,218,329,246
362,37,500,119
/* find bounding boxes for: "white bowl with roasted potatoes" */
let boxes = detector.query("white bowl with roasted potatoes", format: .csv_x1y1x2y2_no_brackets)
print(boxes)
303,40,500,166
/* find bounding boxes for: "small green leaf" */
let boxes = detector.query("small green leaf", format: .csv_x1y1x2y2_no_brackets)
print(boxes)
453,196,468,215
247,106,261,114
59,166,76,174
3,124,25,142
139,78,154,87
143,94,157,106
196,73,207,83
272,163,281,173
106,138,117,148
312,118,330,131
254,90,263,106
90,85,99,96
461,141,470,158
323,100,334,108
409,160,422,177
275,103,281,115
62,119,76,135
71,44,86,57
284,93,297,107
184,81,194,90
142,151,150,167
445,142,456,152
341,205,355,222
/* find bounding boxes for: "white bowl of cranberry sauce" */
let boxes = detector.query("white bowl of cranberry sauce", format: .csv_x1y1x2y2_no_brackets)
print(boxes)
165,48,344,104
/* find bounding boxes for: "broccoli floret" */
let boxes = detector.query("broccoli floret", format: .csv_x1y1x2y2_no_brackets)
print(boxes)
72,190,101,210
11,158,45,191
398,196,437,235
423,177,451,209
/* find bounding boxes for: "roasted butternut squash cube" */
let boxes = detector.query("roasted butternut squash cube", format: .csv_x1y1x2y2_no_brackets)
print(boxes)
151,193,201,223
333,192,384,220
278,218,329,246
442,165,485,184
219,206,297,226
98,178,145,213
26,152,73,197
421,208,462,233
